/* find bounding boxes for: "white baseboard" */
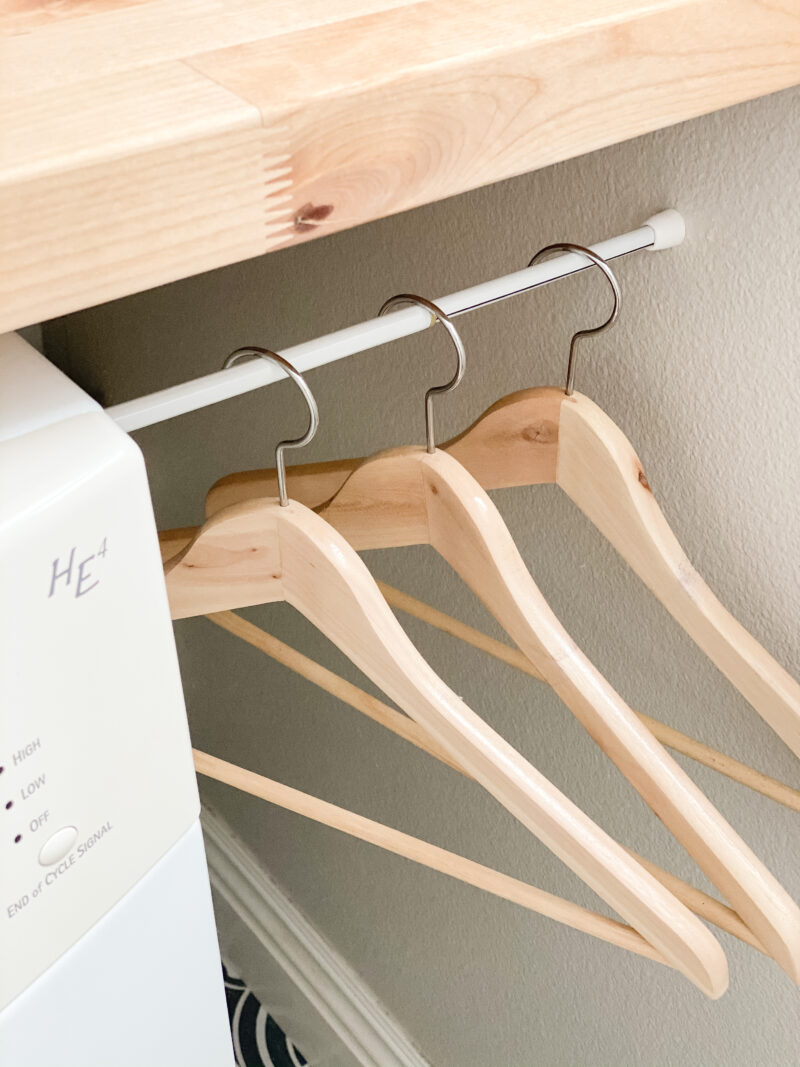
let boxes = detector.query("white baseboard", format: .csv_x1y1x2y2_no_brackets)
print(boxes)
202,806,429,1067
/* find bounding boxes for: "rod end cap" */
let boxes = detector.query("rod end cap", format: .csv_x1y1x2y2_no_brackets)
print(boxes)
644,209,685,250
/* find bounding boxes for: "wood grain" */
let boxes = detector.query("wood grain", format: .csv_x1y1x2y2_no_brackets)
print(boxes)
3,0,799,329
0,66,288,328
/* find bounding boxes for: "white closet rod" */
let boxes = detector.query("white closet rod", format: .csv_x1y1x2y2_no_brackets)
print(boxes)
108,210,685,432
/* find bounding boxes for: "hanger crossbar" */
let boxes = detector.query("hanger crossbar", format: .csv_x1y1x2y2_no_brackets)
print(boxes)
193,748,667,965
202,610,764,954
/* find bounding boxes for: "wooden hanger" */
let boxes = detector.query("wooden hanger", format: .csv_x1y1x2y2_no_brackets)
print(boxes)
207,291,800,766
162,347,728,998
202,290,800,982
161,524,800,811
206,393,800,751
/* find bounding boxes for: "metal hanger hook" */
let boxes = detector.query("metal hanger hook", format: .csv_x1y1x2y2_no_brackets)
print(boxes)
527,243,621,396
378,294,465,453
223,346,319,506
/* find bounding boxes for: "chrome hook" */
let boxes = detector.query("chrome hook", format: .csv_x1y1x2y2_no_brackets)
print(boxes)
378,294,465,453
528,243,621,396
223,347,319,506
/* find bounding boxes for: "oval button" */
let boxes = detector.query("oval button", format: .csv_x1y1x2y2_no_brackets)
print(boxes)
38,826,78,867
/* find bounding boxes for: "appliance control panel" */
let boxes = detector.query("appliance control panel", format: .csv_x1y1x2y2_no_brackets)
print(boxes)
0,339,199,1009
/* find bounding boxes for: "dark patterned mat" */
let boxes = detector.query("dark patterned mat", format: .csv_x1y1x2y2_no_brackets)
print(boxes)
223,963,308,1067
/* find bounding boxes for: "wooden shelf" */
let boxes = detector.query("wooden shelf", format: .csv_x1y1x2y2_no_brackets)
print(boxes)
1,0,798,332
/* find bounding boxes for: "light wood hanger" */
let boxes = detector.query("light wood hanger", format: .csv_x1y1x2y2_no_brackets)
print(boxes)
202,289,800,982
158,554,800,811
207,302,800,765
194,608,765,955
319,444,800,981
162,347,728,998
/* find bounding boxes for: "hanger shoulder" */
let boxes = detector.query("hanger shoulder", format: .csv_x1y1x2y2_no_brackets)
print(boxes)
163,499,285,618
204,387,564,517
445,386,563,488
309,385,563,549
159,525,199,563
419,448,800,983
316,445,430,548
557,394,800,760
271,499,726,997
555,392,695,590
206,456,361,517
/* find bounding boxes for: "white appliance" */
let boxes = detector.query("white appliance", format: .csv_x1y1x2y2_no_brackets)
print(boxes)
0,333,233,1066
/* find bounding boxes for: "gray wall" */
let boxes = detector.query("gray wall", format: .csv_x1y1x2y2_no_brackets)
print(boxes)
48,85,800,1065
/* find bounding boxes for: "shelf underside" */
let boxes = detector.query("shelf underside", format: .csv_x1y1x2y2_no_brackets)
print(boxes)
1,0,799,331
